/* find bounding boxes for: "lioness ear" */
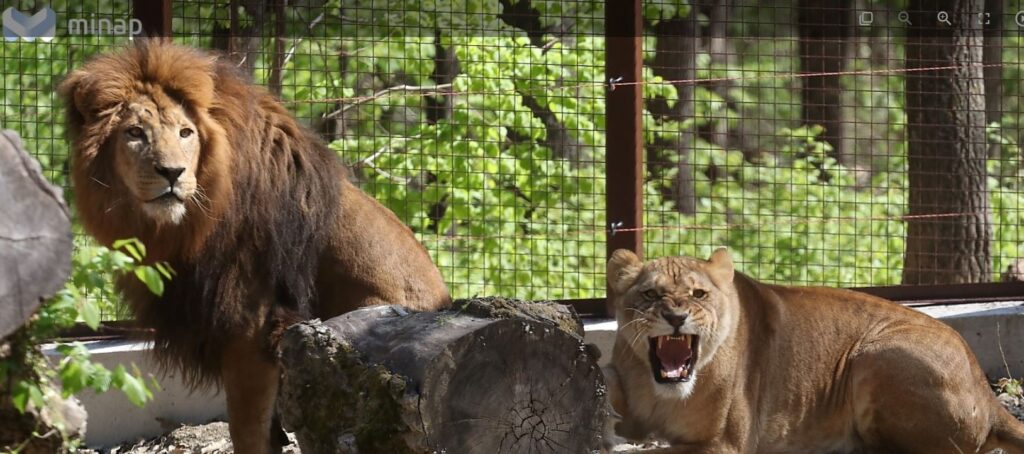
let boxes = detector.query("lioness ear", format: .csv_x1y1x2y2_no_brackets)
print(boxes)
607,249,642,296
706,247,734,287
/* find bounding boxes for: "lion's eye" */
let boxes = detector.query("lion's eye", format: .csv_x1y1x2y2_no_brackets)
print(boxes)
642,290,660,301
126,126,145,139
179,128,194,139
692,288,708,299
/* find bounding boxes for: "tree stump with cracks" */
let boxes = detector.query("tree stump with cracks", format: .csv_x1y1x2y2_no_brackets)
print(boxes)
277,297,608,453
0,130,71,340
0,130,76,452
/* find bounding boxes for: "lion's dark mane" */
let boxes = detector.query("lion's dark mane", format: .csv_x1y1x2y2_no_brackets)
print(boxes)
62,41,343,387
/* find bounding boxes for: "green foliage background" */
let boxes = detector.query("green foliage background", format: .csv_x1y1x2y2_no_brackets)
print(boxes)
3,0,1024,307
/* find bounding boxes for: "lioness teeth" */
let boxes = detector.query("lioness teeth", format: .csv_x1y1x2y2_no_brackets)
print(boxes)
662,366,687,378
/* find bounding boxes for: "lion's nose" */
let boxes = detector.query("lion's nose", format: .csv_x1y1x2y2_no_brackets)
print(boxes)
661,311,687,328
154,165,185,184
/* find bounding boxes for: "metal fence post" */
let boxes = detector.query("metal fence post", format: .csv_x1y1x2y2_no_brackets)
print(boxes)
133,0,173,37
605,0,644,316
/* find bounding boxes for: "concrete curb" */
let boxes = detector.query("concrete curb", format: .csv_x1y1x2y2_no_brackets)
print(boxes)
48,300,1024,448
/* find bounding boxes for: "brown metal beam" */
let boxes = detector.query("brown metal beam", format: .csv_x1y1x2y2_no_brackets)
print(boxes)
853,282,1024,306
132,0,173,38
604,0,643,317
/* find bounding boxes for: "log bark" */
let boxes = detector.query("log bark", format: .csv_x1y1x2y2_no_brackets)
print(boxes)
0,130,78,452
277,297,607,453
0,130,72,340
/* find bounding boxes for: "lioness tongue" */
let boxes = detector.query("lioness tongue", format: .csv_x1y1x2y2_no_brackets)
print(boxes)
656,336,692,376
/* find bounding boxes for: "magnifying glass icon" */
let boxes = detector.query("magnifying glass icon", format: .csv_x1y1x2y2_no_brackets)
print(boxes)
937,11,952,25
898,11,911,25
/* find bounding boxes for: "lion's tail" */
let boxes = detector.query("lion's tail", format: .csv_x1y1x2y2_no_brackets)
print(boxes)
986,407,1024,454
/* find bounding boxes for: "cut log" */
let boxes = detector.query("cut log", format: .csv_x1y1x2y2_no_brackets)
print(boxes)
0,130,72,340
0,129,76,450
277,297,608,453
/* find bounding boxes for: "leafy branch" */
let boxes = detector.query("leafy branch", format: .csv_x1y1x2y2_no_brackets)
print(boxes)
4,238,171,421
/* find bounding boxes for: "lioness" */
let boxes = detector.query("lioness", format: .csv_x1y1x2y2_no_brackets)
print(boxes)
604,248,1024,453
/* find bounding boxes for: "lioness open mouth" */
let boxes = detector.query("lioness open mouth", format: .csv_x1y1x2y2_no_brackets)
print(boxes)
649,335,699,383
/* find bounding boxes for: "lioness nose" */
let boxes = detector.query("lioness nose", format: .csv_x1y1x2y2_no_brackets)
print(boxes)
154,165,186,184
661,311,687,328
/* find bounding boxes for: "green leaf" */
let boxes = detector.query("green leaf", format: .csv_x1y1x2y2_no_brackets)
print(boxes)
59,360,88,396
113,365,152,408
154,262,175,280
11,381,31,413
134,266,165,297
112,238,145,261
79,299,101,330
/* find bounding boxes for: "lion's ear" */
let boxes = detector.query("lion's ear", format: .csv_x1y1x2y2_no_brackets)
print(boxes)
58,70,93,128
607,249,643,296
706,247,734,287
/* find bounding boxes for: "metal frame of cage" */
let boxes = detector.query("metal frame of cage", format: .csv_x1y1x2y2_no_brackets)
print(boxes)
103,0,1024,321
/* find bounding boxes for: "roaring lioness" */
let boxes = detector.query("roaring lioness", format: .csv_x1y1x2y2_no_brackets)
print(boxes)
603,248,1024,453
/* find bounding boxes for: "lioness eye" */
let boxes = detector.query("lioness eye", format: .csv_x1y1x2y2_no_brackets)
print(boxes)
692,289,708,299
642,290,660,301
126,126,144,138
179,128,194,138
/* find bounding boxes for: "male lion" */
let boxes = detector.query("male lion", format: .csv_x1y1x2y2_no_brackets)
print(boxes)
604,248,1024,453
59,40,451,453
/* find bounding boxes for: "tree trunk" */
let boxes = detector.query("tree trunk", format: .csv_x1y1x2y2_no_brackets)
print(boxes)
425,29,459,124
647,15,698,215
497,0,585,163
519,92,586,161
211,0,265,76
267,0,286,96
277,298,606,454
0,130,71,340
797,0,850,163
983,0,1003,126
701,0,732,65
902,0,991,285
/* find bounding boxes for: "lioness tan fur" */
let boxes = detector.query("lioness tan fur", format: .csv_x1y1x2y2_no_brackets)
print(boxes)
60,40,451,453
604,248,1024,453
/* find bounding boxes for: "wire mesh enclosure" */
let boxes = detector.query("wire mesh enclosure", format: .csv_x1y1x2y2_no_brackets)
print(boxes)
2,0,1023,319
640,0,1024,290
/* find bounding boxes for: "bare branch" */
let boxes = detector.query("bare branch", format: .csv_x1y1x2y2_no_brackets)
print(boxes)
324,83,453,119
282,12,326,69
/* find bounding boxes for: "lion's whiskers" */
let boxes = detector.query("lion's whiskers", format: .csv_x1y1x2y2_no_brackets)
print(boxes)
190,185,222,222
622,316,651,350
628,326,649,350
625,307,646,317
91,176,111,188
619,317,648,332
105,197,124,213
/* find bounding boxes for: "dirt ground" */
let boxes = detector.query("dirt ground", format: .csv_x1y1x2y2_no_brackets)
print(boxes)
79,423,660,453
81,389,1024,453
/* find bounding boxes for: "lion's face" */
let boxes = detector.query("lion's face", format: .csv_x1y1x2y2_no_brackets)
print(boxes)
607,249,737,398
113,96,201,225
